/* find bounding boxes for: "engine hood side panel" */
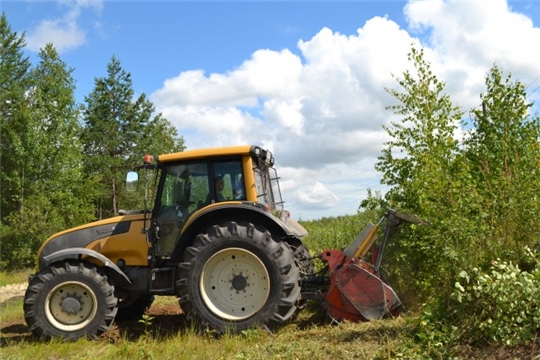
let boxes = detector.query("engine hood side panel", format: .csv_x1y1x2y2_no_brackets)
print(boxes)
38,215,149,270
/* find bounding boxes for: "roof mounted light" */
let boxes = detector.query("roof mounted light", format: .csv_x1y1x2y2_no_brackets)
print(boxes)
250,146,274,167
143,154,153,164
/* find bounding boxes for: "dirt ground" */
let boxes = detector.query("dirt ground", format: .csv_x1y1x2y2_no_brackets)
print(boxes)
0,283,27,304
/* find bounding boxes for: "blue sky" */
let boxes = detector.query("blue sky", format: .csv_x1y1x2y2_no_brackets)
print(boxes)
3,0,540,220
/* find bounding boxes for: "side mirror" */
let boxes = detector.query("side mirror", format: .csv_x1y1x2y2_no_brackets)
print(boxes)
126,171,138,192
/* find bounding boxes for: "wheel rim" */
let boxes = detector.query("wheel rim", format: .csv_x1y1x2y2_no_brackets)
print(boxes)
200,247,270,321
45,281,98,331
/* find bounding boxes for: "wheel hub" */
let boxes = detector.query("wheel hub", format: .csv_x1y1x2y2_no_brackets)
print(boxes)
231,273,248,291
61,293,83,314
45,281,98,331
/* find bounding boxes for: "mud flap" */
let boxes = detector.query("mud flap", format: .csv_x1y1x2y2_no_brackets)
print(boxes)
323,250,401,322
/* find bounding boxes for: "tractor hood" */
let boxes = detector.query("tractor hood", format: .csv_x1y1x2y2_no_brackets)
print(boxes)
37,214,147,270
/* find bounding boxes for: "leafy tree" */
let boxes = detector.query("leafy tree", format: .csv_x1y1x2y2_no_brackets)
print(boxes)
375,47,466,301
0,13,95,268
0,13,32,223
376,47,463,212
140,112,185,156
82,56,184,218
23,44,97,227
377,46,540,310
0,13,34,268
464,65,540,259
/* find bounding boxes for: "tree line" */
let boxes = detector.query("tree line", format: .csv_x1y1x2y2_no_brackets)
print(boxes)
362,47,540,349
370,46,540,300
0,13,185,269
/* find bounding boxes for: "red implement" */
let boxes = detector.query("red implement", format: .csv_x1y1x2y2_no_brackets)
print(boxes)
321,249,402,322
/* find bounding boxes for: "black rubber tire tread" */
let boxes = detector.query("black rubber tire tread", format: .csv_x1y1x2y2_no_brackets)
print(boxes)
289,240,315,276
288,240,314,310
115,295,155,321
177,221,301,333
23,260,117,340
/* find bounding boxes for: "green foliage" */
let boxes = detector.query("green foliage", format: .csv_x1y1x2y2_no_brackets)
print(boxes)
376,45,540,310
81,56,185,219
0,18,96,269
300,210,380,255
377,46,463,211
375,46,469,302
463,65,540,257
138,314,156,339
0,13,32,220
376,45,540,355
0,14,184,268
415,248,540,350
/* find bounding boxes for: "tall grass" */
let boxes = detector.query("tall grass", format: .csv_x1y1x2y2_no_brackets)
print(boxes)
300,210,380,254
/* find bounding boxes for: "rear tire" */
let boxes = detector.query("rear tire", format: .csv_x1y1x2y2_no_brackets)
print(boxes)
290,240,314,277
289,240,314,309
177,221,300,333
23,261,117,340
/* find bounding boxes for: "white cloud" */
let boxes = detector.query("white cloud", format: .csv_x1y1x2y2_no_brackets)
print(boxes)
297,181,339,208
25,0,103,53
404,0,540,110
153,49,302,108
151,0,540,220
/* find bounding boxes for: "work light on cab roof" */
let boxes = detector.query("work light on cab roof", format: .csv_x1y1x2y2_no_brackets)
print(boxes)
143,154,153,164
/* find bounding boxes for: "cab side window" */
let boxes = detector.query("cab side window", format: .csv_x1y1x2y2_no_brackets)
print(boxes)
211,160,246,203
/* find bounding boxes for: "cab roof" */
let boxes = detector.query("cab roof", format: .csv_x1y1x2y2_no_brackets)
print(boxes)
157,145,254,163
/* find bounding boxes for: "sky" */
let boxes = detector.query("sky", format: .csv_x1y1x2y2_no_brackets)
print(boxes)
3,0,540,220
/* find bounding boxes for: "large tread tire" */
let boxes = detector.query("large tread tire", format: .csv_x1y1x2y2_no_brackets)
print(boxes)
288,240,314,309
289,240,315,277
23,261,118,340
177,221,301,333
115,295,155,322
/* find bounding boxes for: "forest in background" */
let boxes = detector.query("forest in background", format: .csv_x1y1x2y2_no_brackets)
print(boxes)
1,13,185,269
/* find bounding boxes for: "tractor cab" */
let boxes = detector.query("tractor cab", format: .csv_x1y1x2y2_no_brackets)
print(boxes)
126,145,295,260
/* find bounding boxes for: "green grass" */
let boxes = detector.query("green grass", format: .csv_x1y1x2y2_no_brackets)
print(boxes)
0,297,24,323
0,268,32,287
0,296,411,360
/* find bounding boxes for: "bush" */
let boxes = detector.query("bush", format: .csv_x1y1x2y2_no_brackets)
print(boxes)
417,247,540,348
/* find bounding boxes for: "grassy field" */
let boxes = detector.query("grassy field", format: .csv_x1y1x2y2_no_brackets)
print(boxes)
1,213,538,359
0,290,410,360
1,276,537,359
0,269,30,287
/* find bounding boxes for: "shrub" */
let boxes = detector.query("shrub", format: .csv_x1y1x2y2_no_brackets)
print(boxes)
417,247,540,348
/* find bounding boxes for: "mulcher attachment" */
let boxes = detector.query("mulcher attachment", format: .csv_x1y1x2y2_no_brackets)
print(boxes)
322,249,401,322
321,209,427,322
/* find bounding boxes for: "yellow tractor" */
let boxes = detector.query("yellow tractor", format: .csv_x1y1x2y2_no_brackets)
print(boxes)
23,145,420,340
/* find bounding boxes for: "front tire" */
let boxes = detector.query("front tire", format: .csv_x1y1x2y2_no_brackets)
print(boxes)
177,221,301,333
23,261,117,340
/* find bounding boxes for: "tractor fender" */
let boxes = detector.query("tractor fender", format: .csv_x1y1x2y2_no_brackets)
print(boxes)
41,247,131,287
173,203,307,259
